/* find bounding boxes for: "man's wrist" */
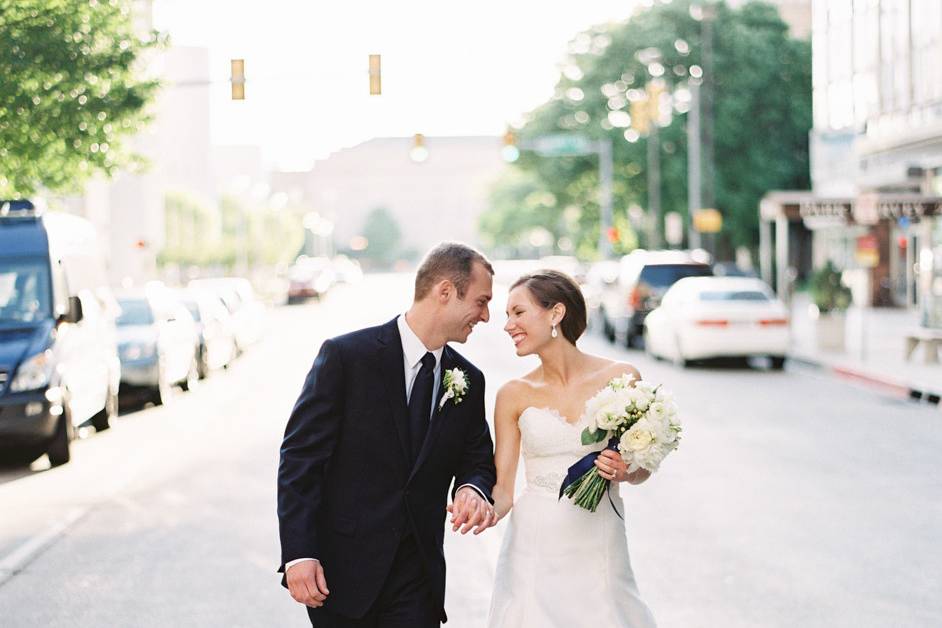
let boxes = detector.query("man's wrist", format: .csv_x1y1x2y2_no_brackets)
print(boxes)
285,557,317,570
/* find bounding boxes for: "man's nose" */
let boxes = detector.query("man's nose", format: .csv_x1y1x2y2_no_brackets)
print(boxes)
480,306,490,323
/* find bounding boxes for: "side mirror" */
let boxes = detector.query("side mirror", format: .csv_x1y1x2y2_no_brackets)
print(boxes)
62,296,84,324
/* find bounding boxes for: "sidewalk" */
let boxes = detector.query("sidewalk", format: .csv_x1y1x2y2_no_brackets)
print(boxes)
788,293,941,405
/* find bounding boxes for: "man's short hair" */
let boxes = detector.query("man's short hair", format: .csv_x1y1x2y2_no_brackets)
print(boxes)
414,242,494,300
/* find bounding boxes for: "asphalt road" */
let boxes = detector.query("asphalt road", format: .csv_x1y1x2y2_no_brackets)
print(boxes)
0,273,939,627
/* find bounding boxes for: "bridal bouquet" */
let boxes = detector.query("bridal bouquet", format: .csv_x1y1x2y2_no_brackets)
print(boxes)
559,373,682,512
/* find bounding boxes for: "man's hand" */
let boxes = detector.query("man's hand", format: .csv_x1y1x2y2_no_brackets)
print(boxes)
446,486,498,535
286,559,330,608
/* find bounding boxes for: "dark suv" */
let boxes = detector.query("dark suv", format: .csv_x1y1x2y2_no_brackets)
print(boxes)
598,250,713,347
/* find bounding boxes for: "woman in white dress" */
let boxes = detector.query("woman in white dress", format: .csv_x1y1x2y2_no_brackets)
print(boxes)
487,270,657,628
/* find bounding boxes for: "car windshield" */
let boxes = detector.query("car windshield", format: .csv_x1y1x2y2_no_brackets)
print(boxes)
639,264,712,287
0,259,53,323
116,299,154,326
699,290,770,302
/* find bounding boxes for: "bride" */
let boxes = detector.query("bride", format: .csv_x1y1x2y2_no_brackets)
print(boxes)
486,270,657,627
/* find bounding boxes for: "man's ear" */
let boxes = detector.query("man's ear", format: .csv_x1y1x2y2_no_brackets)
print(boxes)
435,279,454,302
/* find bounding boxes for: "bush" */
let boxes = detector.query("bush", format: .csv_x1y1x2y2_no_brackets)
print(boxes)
810,261,852,314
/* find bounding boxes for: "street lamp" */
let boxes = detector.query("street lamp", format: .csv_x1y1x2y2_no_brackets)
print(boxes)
409,133,429,163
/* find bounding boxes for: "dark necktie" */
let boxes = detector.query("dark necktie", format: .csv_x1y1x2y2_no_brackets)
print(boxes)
408,352,436,464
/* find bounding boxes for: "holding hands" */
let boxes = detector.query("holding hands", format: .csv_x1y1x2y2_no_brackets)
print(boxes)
446,486,498,535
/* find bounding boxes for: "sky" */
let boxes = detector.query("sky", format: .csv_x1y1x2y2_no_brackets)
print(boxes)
151,0,640,170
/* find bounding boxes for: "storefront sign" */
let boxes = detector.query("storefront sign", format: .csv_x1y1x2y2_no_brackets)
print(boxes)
855,234,879,268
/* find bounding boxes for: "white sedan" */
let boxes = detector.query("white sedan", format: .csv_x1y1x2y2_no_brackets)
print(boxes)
643,277,790,368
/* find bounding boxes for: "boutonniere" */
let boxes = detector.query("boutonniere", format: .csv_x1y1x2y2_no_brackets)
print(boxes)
439,368,469,409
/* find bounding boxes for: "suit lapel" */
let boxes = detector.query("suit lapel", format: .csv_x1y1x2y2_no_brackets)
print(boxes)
410,346,457,480
375,319,412,469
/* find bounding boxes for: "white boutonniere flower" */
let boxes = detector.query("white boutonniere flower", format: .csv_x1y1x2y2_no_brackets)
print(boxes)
439,368,469,409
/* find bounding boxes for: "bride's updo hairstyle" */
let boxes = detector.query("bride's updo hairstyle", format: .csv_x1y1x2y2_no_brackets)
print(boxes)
510,270,587,344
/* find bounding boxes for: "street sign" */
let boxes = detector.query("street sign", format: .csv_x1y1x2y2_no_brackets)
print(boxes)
530,134,595,156
665,211,684,245
693,208,722,233
855,234,879,267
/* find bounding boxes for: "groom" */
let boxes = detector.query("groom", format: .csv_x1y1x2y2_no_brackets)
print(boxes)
277,242,499,627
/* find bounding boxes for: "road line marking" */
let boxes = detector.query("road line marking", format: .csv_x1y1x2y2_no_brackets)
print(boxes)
0,506,90,586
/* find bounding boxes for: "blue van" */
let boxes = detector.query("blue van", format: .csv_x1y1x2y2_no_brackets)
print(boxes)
0,200,120,466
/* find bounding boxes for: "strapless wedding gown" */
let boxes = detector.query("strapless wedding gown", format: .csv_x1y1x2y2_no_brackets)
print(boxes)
487,407,657,627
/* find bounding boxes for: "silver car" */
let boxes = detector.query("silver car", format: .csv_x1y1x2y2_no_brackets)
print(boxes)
116,290,199,405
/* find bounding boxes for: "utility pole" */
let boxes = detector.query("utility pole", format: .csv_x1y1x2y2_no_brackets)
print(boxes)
647,123,661,249
597,137,614,259
687,80,702,249
701,4,717,228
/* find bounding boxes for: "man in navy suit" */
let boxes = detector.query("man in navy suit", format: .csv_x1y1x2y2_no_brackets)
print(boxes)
278,243,499,627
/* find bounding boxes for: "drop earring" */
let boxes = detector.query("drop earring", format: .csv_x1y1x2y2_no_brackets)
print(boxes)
551,324,558,338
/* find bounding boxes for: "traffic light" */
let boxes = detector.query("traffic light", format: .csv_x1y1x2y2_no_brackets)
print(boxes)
230,59,245,100
369,54,381,95
501,130,519,162
410,133,429,163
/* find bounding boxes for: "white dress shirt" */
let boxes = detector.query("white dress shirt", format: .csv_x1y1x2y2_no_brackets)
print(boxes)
285,315,488,571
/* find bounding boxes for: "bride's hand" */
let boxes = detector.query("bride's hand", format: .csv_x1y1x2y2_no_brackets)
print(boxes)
595,449,629,482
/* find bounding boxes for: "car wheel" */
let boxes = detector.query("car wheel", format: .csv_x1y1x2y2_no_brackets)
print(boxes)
673,337,690,368
91,386,118,432
770,356,786,370
600,310,615,342
47,412,72,467
153,363,174,406
197,346,210,380
181,357,199,392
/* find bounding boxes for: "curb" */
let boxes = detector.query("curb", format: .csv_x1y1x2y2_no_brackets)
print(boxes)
787,354,941,406
0,506,90,587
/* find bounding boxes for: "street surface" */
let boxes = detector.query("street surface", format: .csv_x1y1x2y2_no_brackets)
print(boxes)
0,273,939,627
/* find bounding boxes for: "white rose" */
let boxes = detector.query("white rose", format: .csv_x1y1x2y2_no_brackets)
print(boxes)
619,419,657,452
450,369,468,392
648,401,667,421
596,400,626,430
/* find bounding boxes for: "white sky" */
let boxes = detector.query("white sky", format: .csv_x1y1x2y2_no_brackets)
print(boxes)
152,0,638,170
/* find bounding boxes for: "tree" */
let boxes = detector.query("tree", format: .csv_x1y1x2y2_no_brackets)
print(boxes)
0,0,163,197
501,0,811,257
359,207,402,269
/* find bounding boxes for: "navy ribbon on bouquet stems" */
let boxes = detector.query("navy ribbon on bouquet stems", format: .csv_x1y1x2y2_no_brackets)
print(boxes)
558,437,624,520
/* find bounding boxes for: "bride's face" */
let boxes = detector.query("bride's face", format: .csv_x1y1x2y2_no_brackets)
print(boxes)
504,286,553,356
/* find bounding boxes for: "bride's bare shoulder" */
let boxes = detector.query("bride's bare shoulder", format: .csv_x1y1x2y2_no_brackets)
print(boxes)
586,354,642,384
496,371,541,410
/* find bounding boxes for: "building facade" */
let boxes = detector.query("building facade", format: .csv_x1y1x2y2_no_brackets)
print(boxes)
294,136,508,261
761,0,942,329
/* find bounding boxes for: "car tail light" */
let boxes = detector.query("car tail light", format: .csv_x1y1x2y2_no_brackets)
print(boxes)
696,319,729,327
629,287,642,310
759,318,789,326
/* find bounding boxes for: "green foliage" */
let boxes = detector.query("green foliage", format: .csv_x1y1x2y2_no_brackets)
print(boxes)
488,0,811,256
810,261,852,313
357,207,402,269
158,194,304,270
0,0,163,197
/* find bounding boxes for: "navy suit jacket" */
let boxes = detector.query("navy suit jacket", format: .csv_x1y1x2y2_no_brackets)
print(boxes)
277,318,496,621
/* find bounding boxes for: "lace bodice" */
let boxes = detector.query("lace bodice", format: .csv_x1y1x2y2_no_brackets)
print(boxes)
518,406,604,494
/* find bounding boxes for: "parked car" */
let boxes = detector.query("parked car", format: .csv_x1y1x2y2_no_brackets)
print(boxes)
116,288,200,405
176,289,237,379
583,260,619,332
643,276,789,368
539,255,586,284
188,277,265,352
331,255,363,284
0,202,120,466
597,249,713,347
286,256,335,303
